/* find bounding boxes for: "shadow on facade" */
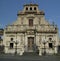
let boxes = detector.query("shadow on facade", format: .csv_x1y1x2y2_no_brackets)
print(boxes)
33,44,39,54
58,46,60,54
0,45,4,54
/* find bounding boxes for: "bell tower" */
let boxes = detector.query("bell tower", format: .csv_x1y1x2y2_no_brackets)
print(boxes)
23,3,39,13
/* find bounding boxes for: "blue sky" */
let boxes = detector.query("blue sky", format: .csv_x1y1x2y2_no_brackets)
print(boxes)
0,0,60,35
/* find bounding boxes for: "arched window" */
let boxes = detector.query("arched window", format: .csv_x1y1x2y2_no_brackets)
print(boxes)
34,7,36,10
30,7,32,10
49,38,52,41
26,7,28,10
11,38,13,41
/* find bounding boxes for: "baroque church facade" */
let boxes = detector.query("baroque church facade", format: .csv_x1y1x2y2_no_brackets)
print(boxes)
3,3,59,56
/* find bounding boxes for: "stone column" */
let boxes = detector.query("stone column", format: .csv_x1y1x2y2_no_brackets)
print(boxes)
54,47,57,54
19,47,24,55
39,47,42,56
5,47,8,53
19,51,24,55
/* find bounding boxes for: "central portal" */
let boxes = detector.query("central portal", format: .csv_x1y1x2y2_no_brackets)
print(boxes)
28,37,34,52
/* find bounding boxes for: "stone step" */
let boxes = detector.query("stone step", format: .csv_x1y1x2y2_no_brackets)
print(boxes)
23,52,39,56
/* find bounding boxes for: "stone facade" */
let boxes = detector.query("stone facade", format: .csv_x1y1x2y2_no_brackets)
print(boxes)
3,3,59,56
0,29,3,46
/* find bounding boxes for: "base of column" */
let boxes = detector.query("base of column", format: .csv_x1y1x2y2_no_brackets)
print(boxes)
19,52,23,55
39,51,42,56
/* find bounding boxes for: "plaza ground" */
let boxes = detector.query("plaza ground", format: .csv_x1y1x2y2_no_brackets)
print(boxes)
0,54,60,61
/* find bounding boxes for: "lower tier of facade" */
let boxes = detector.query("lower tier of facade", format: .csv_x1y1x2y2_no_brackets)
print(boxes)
3,32,59,56
4,45,58,56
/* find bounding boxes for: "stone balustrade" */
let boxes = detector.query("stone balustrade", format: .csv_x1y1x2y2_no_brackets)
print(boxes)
5,25,58,33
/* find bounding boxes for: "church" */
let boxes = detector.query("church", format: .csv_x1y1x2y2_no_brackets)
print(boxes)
2,3,59,56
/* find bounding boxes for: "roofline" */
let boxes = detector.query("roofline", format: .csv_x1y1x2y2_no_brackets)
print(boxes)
24,3,38,6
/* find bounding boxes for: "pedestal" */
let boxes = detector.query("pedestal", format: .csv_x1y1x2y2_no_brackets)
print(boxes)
54,47,57,54
39,49,42,56
19,51,24,55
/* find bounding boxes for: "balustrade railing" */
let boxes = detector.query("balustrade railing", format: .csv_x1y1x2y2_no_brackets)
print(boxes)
5,25,57,33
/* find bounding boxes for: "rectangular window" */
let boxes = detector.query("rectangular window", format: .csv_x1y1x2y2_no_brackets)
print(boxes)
29,19,33,26
49,43,53,48
10,43,13,49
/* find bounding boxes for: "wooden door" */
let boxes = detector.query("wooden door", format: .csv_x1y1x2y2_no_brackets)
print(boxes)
28,37,34,51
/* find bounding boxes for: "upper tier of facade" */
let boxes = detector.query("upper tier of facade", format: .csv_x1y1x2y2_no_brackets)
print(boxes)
17,3,45,15
4,3,58,34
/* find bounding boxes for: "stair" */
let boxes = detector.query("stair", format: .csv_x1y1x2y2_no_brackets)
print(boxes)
23,52,39,56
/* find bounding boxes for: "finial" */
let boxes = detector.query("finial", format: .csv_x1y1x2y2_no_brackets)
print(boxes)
29,0,33,4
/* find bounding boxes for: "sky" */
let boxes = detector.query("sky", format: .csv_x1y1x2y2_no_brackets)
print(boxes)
0,0,60,35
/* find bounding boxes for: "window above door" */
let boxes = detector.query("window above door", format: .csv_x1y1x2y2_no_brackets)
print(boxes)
29,19,33,26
